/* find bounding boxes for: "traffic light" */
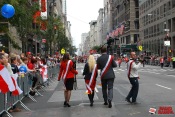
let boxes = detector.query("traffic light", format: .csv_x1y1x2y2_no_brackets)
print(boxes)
107,37,114,45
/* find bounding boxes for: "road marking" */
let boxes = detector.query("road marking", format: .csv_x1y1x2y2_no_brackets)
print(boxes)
167,75,175,77
156,84,172,90
118,69,125,71
146,71,160,74
168,69,175,71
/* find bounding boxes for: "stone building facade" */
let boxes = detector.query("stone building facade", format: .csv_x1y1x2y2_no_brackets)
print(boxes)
139,0,175,56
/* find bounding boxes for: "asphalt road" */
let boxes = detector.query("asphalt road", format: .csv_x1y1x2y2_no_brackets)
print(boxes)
9,63,175,117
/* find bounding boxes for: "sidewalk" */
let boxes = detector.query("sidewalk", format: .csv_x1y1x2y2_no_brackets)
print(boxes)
10,74,118,117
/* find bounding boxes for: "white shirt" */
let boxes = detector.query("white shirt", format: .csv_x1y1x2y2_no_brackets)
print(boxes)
127,59,141,78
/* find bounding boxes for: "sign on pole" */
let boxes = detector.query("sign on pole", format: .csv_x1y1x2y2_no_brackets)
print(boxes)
61,48,66,54
42,39,46,43
138,46,143,51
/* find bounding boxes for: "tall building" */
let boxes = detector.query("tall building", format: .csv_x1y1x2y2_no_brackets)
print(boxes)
62,0,67,15
139,0,175,56
103,0,113,41
81,33,89,54
83,33,90,55
97,8,104,45
89,20,98,48
113,0,139,45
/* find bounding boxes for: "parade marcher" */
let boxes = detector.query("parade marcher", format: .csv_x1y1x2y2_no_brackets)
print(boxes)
58,53,78,107
172,56,175,68
125,51,142,104
97,46,117,108
117,57,122,67
160,56,164,68
83,55,98,106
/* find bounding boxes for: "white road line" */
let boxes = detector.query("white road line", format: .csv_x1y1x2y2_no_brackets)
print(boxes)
167,75,175,77
118,69,125,71
156,84,172,90
168,69,175,71
146,71,160,74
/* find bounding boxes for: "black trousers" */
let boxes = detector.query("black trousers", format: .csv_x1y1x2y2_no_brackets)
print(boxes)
173,61,175,68
88,90,94,103
32,76,38,88
126,78,139,102
160,63,164,68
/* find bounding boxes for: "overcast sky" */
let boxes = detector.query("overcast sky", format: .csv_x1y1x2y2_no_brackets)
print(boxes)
67,0,103,48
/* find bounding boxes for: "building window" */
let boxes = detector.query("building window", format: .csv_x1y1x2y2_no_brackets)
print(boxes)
135,0,139,7
134,34,138,43
135,20,139,29
136,11,139,18
173,0,175,8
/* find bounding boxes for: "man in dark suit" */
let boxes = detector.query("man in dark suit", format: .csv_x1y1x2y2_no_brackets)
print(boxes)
97,46,117,108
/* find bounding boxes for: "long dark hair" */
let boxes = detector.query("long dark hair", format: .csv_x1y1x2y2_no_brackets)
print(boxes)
62,53,70,61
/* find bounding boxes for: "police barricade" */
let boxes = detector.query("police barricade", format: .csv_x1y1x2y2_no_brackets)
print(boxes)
0,66,58,117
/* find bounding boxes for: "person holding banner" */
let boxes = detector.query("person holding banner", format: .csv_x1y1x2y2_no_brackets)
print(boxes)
83,55,98,106
97,46,117,108
58,53,78,107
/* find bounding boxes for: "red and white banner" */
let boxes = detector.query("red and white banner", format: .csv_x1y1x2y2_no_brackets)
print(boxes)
42,39,46,43
40,65,48,82
0,65,15,94
100,55,113,79
40,0,47,20
85,64,97,94
11,74,23,96
119,25,125,35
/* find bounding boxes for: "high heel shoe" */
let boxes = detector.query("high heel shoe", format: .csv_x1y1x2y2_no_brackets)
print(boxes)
66,103,71,107
64,101,67,106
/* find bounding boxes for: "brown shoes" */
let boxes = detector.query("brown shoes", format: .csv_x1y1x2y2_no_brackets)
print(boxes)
8,108,21,113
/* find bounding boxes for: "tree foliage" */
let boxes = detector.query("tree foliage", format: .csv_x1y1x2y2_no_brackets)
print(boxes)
0,0,39,50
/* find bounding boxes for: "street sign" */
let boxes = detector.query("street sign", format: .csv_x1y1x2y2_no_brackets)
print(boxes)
61,48,66,54
138,46,143,51
42,39,46,43
164,41,170,46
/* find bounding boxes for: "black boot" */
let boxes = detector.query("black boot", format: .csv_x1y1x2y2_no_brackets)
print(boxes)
88,94,93,106
108,100,112,108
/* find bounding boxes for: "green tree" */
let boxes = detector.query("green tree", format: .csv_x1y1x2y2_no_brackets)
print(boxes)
0,0,39,51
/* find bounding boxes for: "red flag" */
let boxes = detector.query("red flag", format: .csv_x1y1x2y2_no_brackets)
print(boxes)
0,64,15,93
11,74,23,96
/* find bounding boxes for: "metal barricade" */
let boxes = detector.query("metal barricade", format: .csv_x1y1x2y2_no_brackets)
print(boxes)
0,66,58,117
0,94,4,115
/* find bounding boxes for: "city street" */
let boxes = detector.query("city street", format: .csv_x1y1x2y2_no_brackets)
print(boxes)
9,63,175,117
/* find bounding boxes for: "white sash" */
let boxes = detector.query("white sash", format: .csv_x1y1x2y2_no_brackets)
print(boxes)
85,64,97,94
62,60,71,82
127,60,134,78
100,55,112,78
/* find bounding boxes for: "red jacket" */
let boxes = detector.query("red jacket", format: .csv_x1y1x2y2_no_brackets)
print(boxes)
58,60,78,80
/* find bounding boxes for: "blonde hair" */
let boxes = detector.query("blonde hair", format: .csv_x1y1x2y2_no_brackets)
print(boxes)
88,55,96,72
